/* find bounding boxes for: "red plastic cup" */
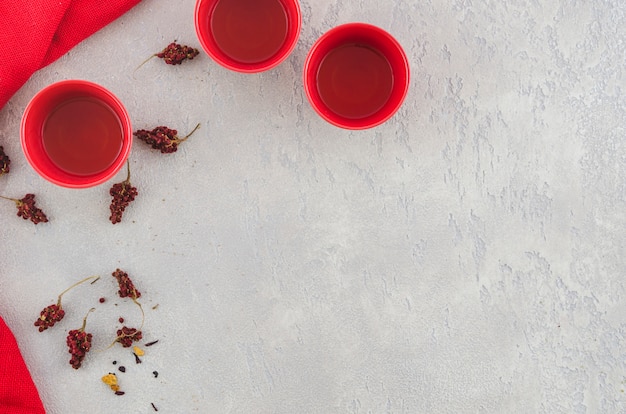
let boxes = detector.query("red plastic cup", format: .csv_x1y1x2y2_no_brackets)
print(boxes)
194,0,301,73
304,23,410,130
21,80,132,188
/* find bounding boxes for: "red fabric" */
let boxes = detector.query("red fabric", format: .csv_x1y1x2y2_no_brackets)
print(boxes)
0,317,45,414
0,0,142,109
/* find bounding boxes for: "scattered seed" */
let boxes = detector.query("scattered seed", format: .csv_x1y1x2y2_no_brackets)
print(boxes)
134,353,142,364
112,360,117,365
119,317,124,323
99,297,106,303
153,371,159,378
151,402,158,411
115,391,125,396
133,345,145,356
118,366,126,373
145,340,159,347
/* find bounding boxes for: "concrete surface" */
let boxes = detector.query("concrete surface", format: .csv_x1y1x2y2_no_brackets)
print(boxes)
1,0,625,413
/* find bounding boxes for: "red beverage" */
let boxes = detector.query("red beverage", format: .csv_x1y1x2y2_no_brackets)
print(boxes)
210,0,288,64
316,43,394,120
42,98,123,176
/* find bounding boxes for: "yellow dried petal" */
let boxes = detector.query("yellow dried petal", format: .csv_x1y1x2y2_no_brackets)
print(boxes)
133,345,144,356
101,373,118,387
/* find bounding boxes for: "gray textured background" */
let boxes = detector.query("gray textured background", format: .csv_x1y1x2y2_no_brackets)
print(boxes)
1,0,625,413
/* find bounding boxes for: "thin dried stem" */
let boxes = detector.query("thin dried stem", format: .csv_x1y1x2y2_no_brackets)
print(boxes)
133,54,157,74
0,195,19,203
79,308,96,332
57,276,100,306
124,160,131,183
178,123,201,143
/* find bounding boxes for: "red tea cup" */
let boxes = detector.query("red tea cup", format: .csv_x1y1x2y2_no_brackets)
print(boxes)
304,23,410,130
21,80,132,188
194,0,302,73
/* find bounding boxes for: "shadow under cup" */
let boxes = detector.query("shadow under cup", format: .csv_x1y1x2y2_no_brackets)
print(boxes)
304,23,410,130
21,80,132,188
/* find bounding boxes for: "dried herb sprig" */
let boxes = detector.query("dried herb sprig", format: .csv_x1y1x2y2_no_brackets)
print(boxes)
136,42,200,71
0,146,10,176
134,123,200,154
1,193,48,224
109,161,138,224
34,275,100,332
67,308,95,369
113,268,144,326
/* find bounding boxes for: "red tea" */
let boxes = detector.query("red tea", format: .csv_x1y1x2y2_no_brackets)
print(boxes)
43,98,122,176
211,0,288,63
316,43,394,119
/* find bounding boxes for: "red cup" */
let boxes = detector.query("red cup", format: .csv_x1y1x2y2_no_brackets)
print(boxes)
304,23,410,130
21,80,132,188
194,0,301,73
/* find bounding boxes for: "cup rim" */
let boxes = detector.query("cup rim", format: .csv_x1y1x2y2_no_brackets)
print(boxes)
20,79,132,189
303,22,410,130
194,0,302,73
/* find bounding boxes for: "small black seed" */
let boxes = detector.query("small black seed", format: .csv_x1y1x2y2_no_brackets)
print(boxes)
145,340,159,347
115,391,125,396
153,370,159,378
134,353,142,364
119,366,126,373
112,361,117,365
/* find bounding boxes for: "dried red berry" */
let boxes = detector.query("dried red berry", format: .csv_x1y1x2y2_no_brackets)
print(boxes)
112,269,141,300
156,42,199,65
109,161,137,224
134,123,200,154
0,146,10,176
34,275,99,332
66,308,95,369
1,193,48,224
116,326,143,348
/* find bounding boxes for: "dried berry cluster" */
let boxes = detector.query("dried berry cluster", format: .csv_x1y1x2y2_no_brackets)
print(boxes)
156,42,199,65
34,304,65,332
35,270,145,369
1,194,48,224
109,162,138,224
112,268,141,299
134,123,200,154
117,326,143,348
67,327,93,369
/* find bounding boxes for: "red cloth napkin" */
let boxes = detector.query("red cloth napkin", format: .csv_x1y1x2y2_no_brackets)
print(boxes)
0,317,45,414
0,0,142,110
